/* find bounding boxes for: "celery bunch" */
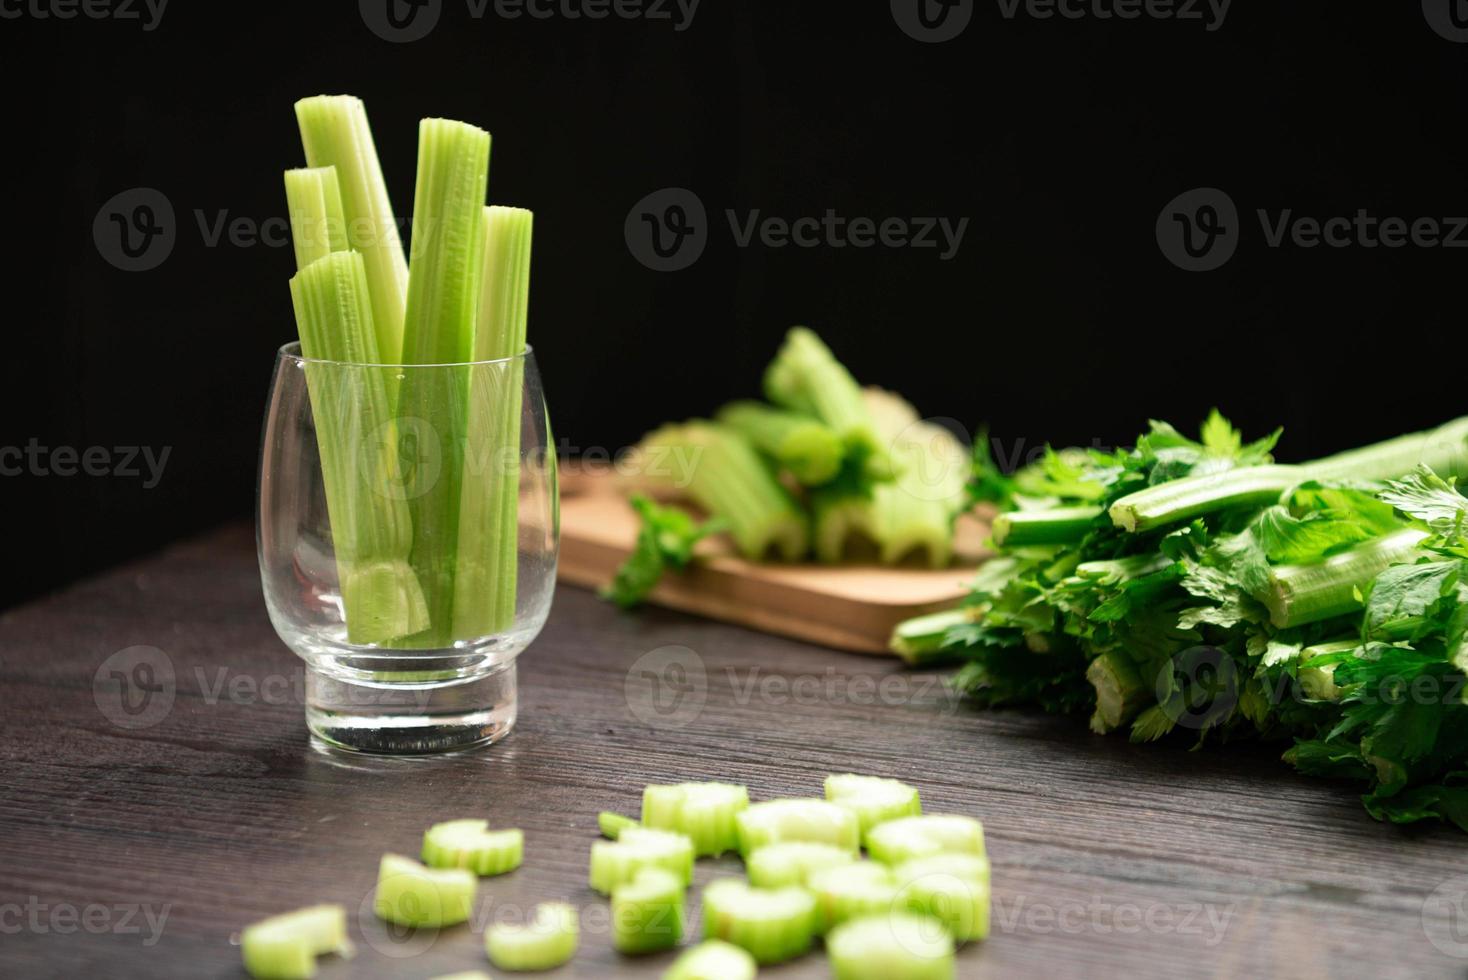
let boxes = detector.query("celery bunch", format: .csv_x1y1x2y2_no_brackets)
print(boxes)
283,96,534,648
610,328,969,607
893,411,1468,831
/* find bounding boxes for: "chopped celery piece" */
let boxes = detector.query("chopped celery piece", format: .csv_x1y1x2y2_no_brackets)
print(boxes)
283,167,348,269
865,816,985,866
806,862,899,934
589,827,695,894
241,905,347,980
701,879,816,965
611,867,686,954
764,327,888,475
637,423,809,561
716,400,845,486
735,798,861,856
599,811,639,840
812,489,879,564
373,853,476,928
295,95,409,365
662,939,758,980
288,251,428,645
396,118,492,647
894,854,992,942
823,774,922,835
745,841,856,889
1266,529,1428,627
1086,649,1147,734
420,819,523,876
453,205,533,638
641,782,750,857
827,913,956,980
485,901,578,971
991,506,1103,547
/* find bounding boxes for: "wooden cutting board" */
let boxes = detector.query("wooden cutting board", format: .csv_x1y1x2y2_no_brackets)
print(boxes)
555,466,991,653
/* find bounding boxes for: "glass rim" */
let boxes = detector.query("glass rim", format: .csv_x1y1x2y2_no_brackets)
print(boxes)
277,340,534,368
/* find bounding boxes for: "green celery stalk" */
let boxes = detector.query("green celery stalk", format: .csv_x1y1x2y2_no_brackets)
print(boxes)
891,608,975,666
283,167,349,268
1110,416,1468,533
396,118,492,647
295,95,409,365
1086,650,1147,734
637,423,808,561
1266,528,1428,628
763,328,891,477
453,206,533,638
811,490,877,565
715,401,844,486
991,506,1103,547
868,483,954,567
288,250,428,644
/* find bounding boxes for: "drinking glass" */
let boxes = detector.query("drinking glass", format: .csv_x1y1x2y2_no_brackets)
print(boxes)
257,342,557,753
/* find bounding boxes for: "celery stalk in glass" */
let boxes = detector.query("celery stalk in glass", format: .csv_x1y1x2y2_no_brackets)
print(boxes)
454,206,533,638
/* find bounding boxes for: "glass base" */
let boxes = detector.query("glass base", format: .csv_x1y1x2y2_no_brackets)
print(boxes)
304,661,517,755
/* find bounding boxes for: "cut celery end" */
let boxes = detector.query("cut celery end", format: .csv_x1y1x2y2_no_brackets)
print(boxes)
396,117,493,647
865,816,985,866
812,492,878,564
807,862,899,934
662,939,758,980
241,905,347,980
289,252,428,645
894,867,991,943
991,506,1102,547
485,902,579,971
294,95,409,365
827,913,956,980
611,867,686,954
824,774,923,835
763,327,888,472
589,827,695,895
701,879,816,965
373,854,476,928
893,853,991,889
869,484,955,568
1266,529,1429,628
283,167,349,269
420,819,523,876
716,399,845,486
735,798,861,856
641,782,749,857
745,841,857,889
890,609,972,666
453,205,533,639
600,811,640,840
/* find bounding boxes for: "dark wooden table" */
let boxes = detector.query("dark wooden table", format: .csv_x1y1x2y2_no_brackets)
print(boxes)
4,524,1467,979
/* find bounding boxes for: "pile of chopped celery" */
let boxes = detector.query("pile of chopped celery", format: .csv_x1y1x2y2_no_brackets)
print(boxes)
240,773,986,978
285,95,533,648
607,328,971,607
892,411,1468,831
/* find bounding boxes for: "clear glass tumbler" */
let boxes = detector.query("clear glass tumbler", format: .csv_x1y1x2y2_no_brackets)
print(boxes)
257,342,558,754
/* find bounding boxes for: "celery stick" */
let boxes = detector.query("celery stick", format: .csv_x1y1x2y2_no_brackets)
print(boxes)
486,902,578,971
637,423,809,561
991,506,1102,547
1086,649,1147,734
663,940,757,980
611,867,686,954
827,913,956,980
373,854,476,928
735,799,861,856
1266,528,1429,627
745,841,857,888
453,206,532,639
764,327,888,474
824,774,922,834
420,819,523,876
864,815,985,865
283,167,348,268
396,118,492,647
701,879,816,964
716,400,845,485
288,251,428,644
641,782,749,857
890,608,975,665
241,905,346,980
590,827,695,894
807,862,899,934
812,489,878,564
295,95,409,365
868,483,955,568
894,855,991,942
600,811,639,840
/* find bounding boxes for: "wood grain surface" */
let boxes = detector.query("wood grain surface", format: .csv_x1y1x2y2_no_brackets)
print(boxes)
2,524,1466,979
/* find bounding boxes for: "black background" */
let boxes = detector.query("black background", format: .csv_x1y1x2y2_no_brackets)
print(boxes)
3,1,1465,607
